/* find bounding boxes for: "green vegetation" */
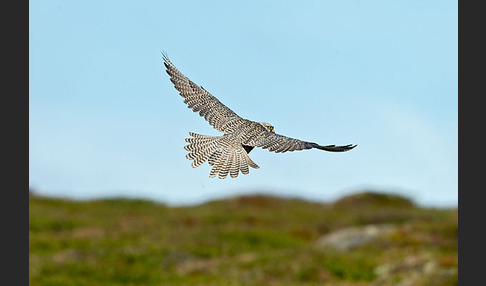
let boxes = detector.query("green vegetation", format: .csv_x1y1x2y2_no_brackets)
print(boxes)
29,191,457,285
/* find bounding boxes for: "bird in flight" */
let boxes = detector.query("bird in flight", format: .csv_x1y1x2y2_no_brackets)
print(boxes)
163,54,356,179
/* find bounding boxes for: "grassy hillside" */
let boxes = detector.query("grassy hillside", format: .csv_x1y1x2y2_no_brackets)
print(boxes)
29,191,457,286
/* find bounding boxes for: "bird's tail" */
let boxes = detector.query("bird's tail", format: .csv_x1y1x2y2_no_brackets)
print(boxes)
184,132,259,179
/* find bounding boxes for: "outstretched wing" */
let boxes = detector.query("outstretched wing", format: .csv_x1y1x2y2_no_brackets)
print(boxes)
163,54,247,134
245,127,357,153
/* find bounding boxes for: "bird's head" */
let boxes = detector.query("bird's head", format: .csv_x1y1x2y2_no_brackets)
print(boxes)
260,122,275,133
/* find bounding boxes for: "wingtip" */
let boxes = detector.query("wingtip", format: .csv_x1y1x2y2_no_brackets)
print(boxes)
161,50,171,65
317,143,357,152
343,144,357,151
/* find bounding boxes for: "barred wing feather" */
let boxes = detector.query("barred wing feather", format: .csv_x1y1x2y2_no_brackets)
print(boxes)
246,132,357,153
163,54,246,134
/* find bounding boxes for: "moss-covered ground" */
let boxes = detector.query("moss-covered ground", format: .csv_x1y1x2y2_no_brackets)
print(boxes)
29,191,457,285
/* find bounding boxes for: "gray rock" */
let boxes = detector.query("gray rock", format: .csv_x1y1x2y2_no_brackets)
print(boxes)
372,254,457,286
315,224,396,251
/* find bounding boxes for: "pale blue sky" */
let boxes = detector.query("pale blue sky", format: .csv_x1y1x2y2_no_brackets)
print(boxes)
29,0,458,207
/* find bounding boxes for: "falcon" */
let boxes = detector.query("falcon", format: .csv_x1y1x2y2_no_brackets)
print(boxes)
163,54,356,179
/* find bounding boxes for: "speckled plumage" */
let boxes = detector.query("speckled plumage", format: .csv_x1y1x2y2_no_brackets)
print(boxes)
163,54,356,179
